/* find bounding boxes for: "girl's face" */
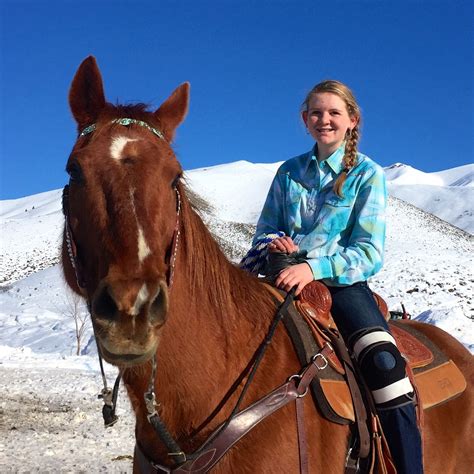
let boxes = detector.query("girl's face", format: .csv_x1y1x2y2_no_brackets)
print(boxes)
302,92,358,156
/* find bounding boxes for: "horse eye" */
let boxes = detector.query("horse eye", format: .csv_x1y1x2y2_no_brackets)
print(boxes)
172,174,181,189
67,162,84,184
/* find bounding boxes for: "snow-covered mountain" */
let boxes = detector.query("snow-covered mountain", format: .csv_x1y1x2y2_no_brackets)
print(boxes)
385,163,474,233
1,160,473,471
384,162,473,186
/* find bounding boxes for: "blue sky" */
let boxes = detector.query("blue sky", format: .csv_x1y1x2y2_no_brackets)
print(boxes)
1,0,472,199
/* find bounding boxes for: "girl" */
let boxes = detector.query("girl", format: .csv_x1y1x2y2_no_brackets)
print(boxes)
245,80,423,473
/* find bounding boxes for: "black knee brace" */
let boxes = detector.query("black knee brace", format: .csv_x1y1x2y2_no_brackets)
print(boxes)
351,329,414,409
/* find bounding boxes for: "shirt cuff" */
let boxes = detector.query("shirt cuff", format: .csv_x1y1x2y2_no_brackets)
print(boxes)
307,256,334,280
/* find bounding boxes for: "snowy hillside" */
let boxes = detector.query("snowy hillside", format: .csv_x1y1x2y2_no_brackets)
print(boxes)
1,160,473,472
385,163,474,233
384,162,473,186
1,160,472,358
1,161,472,286
0,189,63,284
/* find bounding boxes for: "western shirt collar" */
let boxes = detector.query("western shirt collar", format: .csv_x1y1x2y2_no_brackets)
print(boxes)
314,143,346,174
305,143,346,175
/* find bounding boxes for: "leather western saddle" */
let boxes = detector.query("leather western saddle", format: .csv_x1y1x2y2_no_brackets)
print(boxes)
270,280,467,425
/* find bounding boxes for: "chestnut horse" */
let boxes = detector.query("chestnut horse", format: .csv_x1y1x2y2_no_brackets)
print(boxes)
62,56,473,473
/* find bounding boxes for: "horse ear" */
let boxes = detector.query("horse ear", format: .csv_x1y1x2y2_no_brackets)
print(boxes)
69,56,106,130
154,82,190,142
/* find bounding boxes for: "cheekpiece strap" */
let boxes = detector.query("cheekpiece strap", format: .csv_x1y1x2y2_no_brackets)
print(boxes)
79,118,165,141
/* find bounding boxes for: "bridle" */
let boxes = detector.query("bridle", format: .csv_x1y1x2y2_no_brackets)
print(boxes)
61,117,182,427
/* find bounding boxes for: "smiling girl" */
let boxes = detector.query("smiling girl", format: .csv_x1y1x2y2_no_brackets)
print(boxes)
247,80,423,473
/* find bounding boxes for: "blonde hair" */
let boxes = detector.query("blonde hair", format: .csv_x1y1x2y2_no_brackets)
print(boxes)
302,80,361,197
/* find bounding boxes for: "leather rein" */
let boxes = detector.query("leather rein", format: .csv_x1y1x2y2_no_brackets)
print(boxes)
62,118,337,473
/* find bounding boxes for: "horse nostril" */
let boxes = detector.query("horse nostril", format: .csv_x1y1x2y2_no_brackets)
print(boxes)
93,285,118,320
149,283,169,325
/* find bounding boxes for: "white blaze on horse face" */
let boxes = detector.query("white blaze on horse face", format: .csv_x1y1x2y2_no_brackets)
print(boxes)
110,136,140,161
127,187,152,264
137,225,151,262
131,283,149,316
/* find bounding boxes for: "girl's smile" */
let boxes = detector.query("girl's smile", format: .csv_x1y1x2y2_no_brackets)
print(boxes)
302,92,358,160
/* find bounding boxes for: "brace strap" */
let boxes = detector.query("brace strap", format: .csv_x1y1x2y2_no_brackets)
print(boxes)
353,331,396,360
372,377,414,404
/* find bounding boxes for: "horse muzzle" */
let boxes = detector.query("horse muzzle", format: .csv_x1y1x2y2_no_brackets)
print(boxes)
98,341,158,367
90,278,169,366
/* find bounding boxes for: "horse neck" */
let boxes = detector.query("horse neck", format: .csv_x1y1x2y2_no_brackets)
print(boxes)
153,200,275,434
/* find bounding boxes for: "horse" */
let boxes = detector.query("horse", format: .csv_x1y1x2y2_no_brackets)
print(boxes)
62,56,473,473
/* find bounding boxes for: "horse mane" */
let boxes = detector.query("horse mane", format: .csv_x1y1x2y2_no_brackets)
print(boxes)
178,182,274,328
103,102,153,120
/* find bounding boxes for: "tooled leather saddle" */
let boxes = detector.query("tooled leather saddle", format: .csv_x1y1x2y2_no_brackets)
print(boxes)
271,281,467,425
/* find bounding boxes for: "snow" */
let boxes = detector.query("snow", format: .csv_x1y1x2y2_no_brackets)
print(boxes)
0,365,135,472
385,163,474,233
0,160,473,471
387,183,474,234
185,160,282,224
0,189,63,284
384,162,473,187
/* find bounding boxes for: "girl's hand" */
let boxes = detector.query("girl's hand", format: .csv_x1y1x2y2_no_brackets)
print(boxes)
268,236,299,254
275,262,314,296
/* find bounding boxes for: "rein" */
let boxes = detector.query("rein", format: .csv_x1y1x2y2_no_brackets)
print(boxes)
142,288,297,468
138,290,337,474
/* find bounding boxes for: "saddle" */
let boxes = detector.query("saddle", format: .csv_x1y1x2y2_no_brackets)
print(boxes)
269,281,467,425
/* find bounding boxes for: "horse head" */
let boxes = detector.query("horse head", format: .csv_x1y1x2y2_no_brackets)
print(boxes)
62,56,189,367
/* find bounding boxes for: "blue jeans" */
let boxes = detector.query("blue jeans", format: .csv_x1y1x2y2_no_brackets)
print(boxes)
327,282,423,474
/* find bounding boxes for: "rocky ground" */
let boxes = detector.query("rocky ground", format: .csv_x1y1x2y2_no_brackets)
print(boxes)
0,366,135,473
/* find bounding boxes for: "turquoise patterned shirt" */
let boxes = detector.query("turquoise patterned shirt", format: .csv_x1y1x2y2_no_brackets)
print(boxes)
253,144,387,286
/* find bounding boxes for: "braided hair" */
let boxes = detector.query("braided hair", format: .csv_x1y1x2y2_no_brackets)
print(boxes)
301,80,361,197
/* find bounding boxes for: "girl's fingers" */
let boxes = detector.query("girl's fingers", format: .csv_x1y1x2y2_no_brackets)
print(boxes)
272,236,296,253
275,263,312,294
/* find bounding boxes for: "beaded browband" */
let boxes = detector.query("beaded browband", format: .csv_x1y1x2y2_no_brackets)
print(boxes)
80,118,165,141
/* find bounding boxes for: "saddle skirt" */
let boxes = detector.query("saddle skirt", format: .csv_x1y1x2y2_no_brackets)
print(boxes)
265,281,467,424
